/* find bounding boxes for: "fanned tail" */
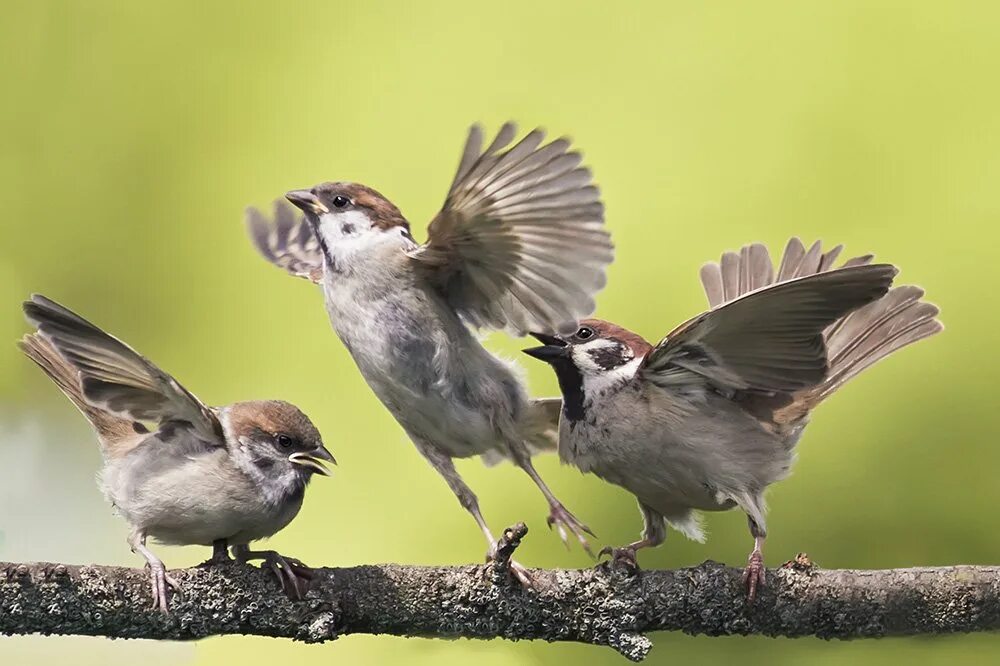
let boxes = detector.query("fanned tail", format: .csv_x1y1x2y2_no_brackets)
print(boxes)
700,237,942,411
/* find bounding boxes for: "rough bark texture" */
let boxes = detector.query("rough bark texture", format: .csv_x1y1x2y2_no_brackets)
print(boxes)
2,536,999,662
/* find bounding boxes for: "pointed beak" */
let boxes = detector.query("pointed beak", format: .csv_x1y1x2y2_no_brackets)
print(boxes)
285,189,329,215
522,332,569,363
289,444,336,476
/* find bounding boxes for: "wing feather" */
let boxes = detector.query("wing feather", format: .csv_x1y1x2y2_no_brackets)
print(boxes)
410,123,613,335
23,295,223,444
643,265,897,393
246,201,324,283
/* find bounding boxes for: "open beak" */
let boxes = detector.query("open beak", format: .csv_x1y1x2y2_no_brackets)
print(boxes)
285,189,329,215
289,444,336,476
522,332,569,363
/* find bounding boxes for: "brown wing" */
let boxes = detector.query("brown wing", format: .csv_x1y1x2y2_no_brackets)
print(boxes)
409,123,613,335
23,295,224,444
696,238,942,416
19,333,141,457
246,200,324,283
642,265,897,393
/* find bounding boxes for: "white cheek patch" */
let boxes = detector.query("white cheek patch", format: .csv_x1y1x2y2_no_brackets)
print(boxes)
317,210,375,244
583,356,642,394
573,340,641,395
572,339,619,373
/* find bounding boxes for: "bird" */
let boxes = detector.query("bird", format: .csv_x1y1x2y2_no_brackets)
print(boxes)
522,238,942,599
19,294,335,611
246,123,614,582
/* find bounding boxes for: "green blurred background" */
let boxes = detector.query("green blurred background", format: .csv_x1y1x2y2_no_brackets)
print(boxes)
2,1,998,663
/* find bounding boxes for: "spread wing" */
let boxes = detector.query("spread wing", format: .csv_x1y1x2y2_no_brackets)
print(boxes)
409,123,614,335
246,200,324,283
23,294,224,444
700,237,875,308
641,265,897,393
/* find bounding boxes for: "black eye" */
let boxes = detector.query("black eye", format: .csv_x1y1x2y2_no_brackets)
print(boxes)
576,326,594,340
276,434,294,448
332,195,350,209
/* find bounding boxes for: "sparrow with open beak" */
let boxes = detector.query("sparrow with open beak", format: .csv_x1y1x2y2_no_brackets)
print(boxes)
524,239,941,599
247,123,613,582
20,295,334,611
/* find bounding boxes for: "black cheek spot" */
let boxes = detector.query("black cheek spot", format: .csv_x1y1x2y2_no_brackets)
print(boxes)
590,344,628,370
254,456,275,472
341,222,355,235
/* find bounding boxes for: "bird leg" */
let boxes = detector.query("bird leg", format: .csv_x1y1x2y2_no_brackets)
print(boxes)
414,437,535,588
201,538,231,566
128,531,180,612
232,544,313,600
598,503,666,571
598,538,658,570
514,454,595,556
743,517,767,601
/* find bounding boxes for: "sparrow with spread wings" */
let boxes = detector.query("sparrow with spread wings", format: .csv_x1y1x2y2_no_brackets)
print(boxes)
248,124,613,582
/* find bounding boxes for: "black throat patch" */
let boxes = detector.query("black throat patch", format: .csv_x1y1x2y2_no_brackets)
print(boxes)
306,217,338,273
550,358,586,422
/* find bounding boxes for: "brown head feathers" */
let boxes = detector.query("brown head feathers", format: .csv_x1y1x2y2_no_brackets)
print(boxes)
578,318,654,359
312,182,410,232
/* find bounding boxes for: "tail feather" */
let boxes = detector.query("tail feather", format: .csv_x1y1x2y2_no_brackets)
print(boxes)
818,289,942,400
701,237,942,409
19,333,137,451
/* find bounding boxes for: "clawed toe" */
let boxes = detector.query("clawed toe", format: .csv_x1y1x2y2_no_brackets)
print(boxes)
147,565,179,612
547,503,596,556
235,547,314,600
508,560,536,590
597,545,640,571
266,554,313,600
742,550,766,601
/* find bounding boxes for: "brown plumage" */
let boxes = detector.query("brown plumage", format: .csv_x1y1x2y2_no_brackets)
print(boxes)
525,236,941,601
20,294,333,611
225,399,323,444
315,182,410,232
19,332,140,457
579,319,653,359
699,238,943,423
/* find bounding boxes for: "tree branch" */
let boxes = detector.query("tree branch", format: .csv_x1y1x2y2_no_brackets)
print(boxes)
2,535,999,662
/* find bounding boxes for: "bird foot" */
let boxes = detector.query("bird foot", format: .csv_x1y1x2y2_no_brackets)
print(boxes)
546,502,595,556
146,563,181,612
742,549,766,601
239,550,314,600
598,545,640,571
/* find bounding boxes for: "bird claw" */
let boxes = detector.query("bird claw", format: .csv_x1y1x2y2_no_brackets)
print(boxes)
147,565,181,612
546,503,595,557
597,545,640,571
264,553,313,600
743,549,766,601
507,560,537,590
237,549,314,600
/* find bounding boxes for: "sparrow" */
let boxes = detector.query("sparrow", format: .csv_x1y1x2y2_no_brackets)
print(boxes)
19,294,335,611
523,238,942,599
247,123,613,581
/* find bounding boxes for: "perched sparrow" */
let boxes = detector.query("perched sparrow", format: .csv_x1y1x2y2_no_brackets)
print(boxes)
524,239,941,599
19,295,334,611
247,123,613,581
